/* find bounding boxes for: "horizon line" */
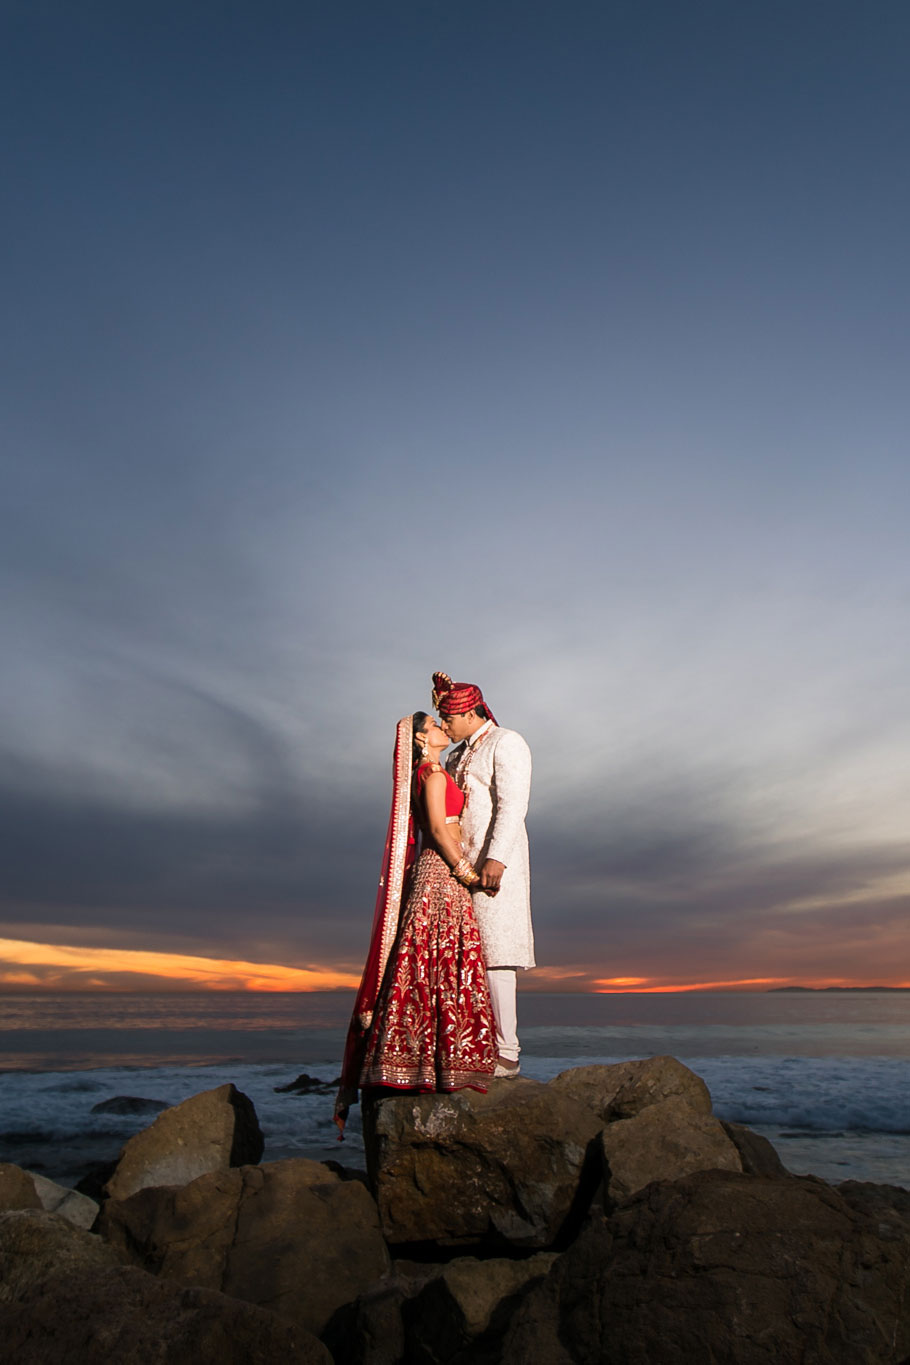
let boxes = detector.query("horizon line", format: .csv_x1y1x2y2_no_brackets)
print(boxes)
1,936,907,995
1,983,908,997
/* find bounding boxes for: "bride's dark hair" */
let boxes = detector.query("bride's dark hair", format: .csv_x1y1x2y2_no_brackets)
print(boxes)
411,711,432,766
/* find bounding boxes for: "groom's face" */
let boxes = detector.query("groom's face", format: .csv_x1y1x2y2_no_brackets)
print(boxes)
440,711,473,743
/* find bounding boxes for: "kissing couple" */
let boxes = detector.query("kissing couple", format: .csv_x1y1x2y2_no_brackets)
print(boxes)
335,672,534,1135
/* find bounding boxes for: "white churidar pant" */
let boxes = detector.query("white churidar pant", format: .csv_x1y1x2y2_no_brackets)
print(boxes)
486,967,519,1061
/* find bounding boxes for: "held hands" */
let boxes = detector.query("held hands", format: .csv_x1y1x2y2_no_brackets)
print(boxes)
452,856,505,895
479,859,506,896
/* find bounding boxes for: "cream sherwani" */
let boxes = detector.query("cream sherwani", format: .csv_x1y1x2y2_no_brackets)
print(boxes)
447,722,535,969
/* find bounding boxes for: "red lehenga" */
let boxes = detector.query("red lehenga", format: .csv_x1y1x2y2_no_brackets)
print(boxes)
335,717,495,1134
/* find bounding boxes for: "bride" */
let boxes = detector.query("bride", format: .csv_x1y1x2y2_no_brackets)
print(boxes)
335,711,496,1134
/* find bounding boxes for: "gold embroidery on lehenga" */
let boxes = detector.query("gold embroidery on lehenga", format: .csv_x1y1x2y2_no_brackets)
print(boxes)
360,850,495,1091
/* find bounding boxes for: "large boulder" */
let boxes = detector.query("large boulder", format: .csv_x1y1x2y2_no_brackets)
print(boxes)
364,1080,602,1248
600,1095,742,1204
0,1164,42,1212
0,1209,122,1304
98,1157,390,1336
104,1083,263,1201
502,1170,910,1364
0,1264,331,1364
549,1056,712,1122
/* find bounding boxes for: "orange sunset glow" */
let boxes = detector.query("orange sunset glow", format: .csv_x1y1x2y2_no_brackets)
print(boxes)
588,974,910,993
593,976,790,993
0,938,360,993
523,968,910,994
0,943,906,996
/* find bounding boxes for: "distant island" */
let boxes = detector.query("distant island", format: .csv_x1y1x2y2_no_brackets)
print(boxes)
769,985,910,993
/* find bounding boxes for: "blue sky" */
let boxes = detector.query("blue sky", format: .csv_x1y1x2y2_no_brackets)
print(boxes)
2,1,908,990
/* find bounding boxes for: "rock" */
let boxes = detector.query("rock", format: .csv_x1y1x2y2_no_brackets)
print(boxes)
402,1252,559,1362
327,1255,548,1365
549,1056,712,1122
90,1096,170,1116
0,1208,122,1304
98,1157,390,1337
273,1073,339,1095
0,1263,332,1364
500,1217,612,1365
502,1170,910,1364
103,1083,263,1201
721,1120,789,1177
0,1163,42,1212
364,1081,602,1248
838,1179,910,1224
322,1159,370,1186
408,1252,558,1339
31,1173,99,1229
322,1271,426,1365
600,1095,742,1205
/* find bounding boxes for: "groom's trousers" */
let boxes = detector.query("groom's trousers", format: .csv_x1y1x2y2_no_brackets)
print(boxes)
486,967,520,1061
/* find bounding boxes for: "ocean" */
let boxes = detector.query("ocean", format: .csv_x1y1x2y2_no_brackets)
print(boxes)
1,990,908,1190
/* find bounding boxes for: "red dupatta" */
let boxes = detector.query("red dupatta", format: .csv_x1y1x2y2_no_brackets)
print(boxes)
334,715,418,1135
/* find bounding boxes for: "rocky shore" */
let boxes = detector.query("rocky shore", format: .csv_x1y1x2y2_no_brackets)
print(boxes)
1,1056,908,1363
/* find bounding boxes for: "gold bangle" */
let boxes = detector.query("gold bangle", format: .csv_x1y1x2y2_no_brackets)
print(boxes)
452,856,479,886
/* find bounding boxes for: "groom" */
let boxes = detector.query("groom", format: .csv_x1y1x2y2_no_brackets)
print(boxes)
432,672,534,1078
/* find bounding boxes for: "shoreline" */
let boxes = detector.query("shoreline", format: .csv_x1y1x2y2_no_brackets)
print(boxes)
3,992,909,1189
2,1065,909,1192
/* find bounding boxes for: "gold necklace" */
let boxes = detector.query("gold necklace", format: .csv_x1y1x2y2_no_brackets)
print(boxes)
454,725,495,806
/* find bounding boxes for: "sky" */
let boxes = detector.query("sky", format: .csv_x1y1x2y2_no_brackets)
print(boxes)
2,0,909,993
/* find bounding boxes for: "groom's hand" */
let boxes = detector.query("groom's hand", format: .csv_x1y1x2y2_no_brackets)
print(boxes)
480,859,506,895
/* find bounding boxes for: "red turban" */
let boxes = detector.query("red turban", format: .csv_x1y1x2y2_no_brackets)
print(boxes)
431,671,497,724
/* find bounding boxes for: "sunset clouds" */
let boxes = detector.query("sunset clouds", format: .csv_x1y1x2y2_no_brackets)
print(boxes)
0,939,358,994
2,3,908,993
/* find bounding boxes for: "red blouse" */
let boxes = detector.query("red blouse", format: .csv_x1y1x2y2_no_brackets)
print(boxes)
415,762,464,818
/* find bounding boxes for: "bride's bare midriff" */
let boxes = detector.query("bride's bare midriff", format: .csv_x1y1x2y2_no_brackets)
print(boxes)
426,824,464,861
